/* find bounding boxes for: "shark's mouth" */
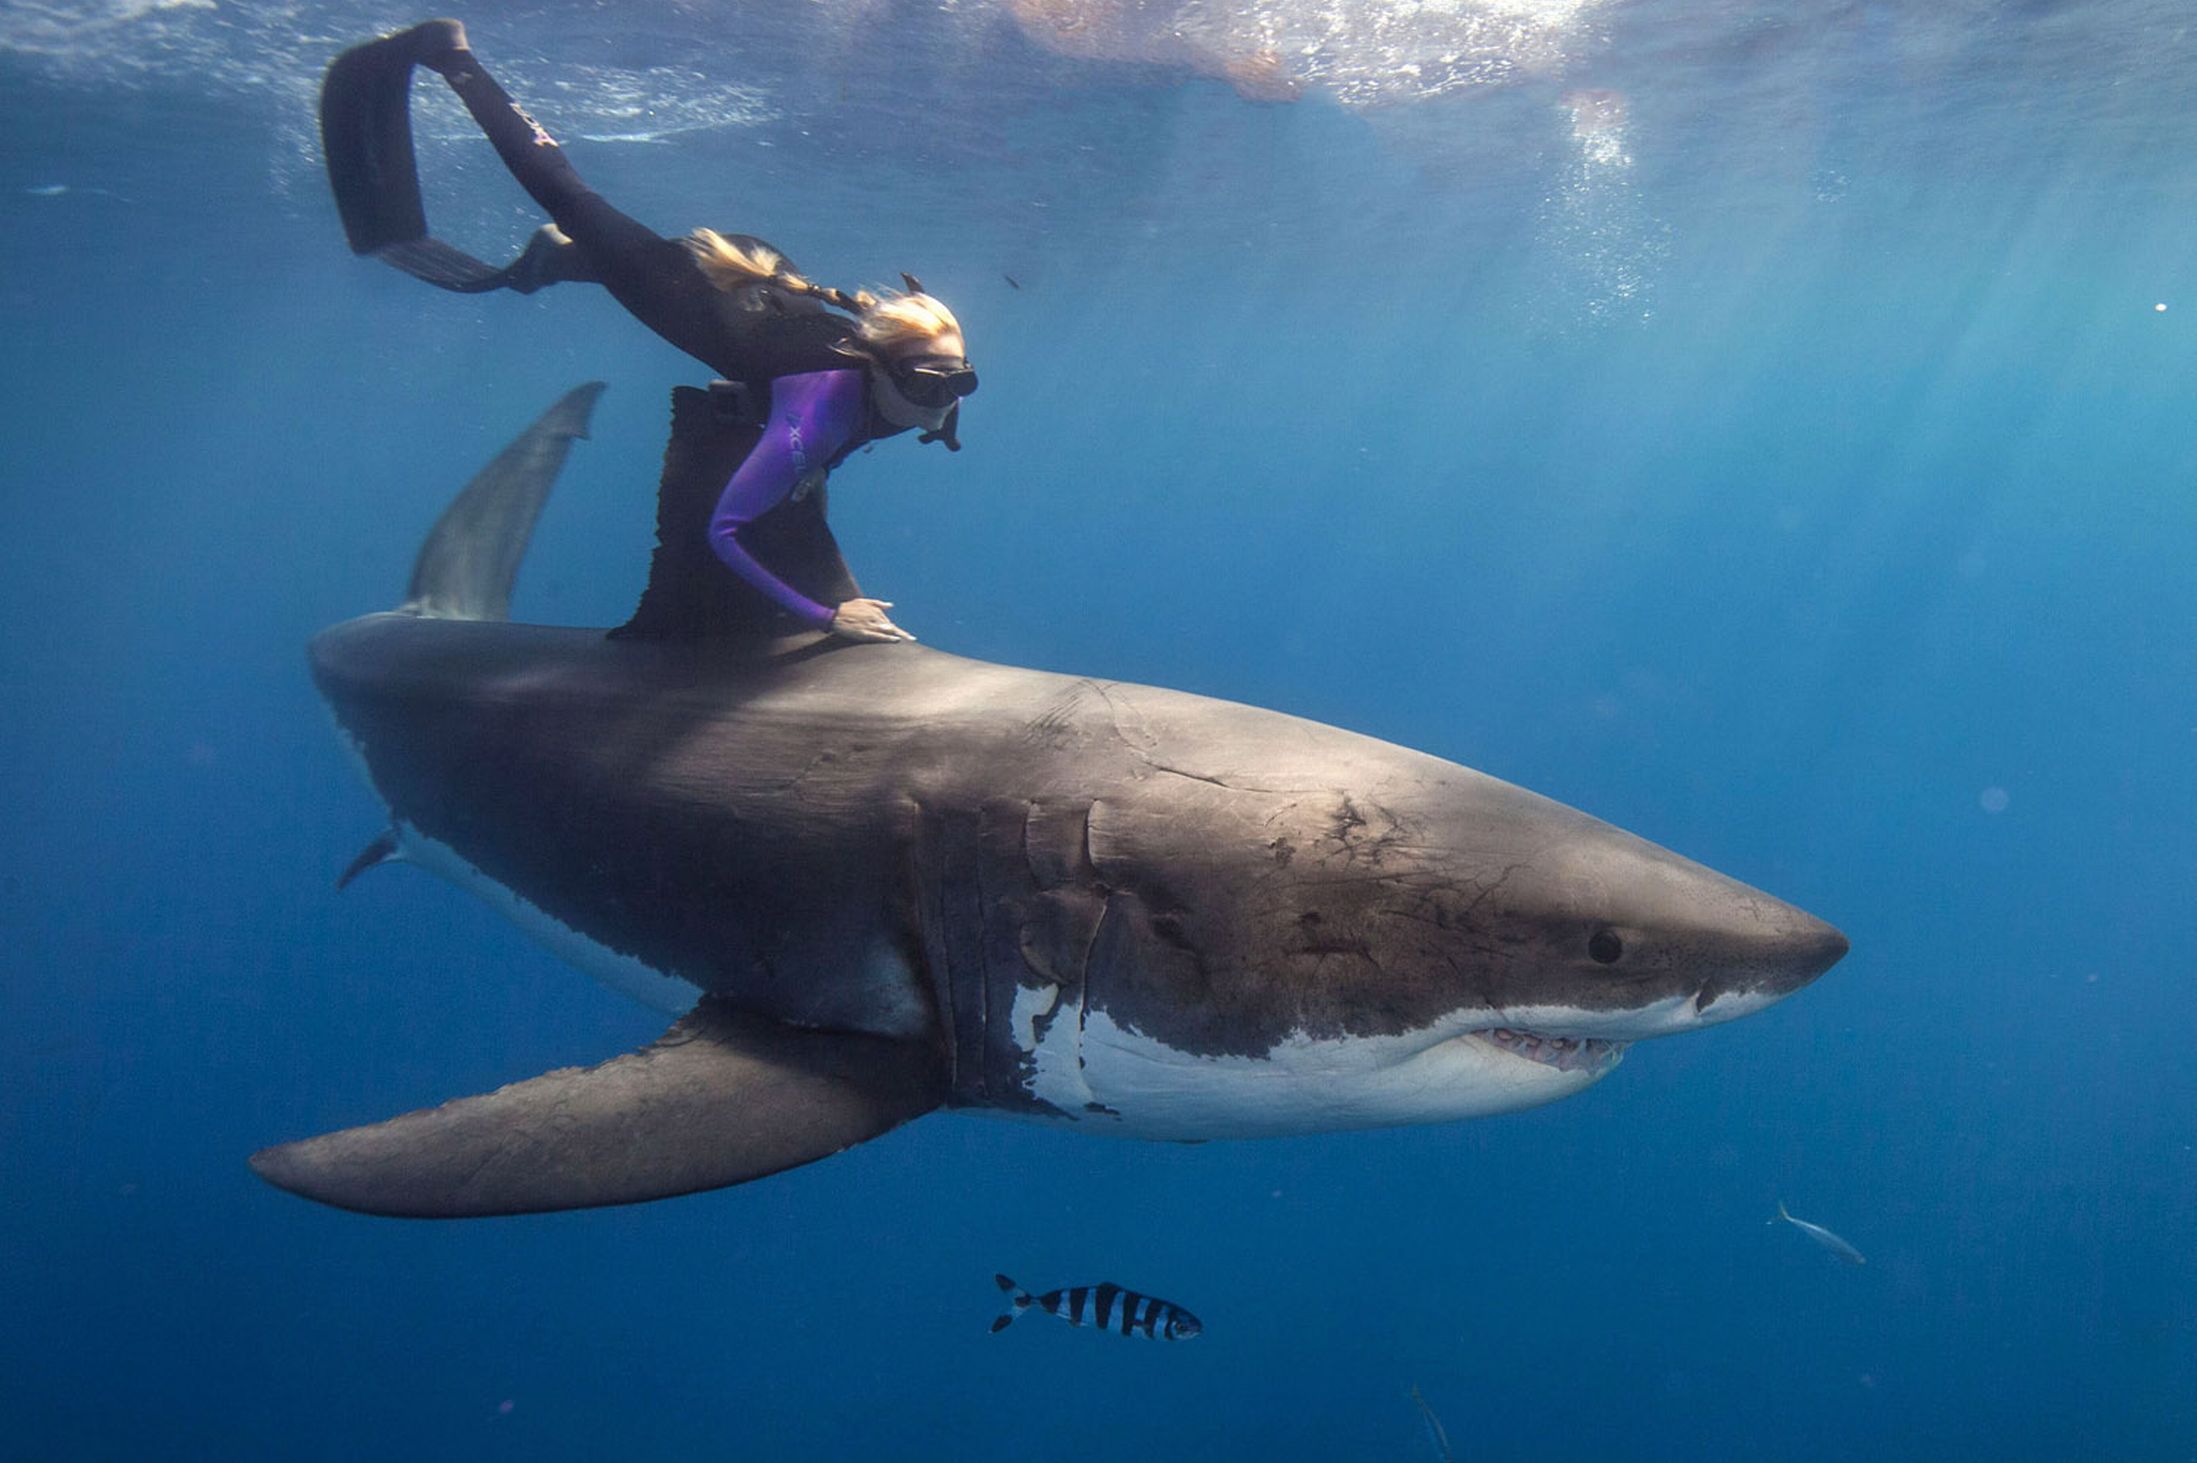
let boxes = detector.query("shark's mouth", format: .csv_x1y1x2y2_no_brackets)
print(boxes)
1473,1027,1627,1073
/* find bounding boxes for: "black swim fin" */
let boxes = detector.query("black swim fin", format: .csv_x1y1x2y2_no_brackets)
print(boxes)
320,24,588,295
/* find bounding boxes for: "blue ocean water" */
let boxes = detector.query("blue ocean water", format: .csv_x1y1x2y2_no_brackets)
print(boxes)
2,1,2192,1457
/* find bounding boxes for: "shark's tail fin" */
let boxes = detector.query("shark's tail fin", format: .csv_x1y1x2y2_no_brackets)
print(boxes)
401,382,605,621
990,1274,1033,1333
1775,1200,1792,1223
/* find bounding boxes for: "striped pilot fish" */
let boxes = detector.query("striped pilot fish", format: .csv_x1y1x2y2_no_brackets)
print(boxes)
991,1274,1203,1341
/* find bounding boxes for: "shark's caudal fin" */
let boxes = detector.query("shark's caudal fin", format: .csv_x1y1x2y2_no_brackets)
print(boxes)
401,381,605,621
250,1000,945,1217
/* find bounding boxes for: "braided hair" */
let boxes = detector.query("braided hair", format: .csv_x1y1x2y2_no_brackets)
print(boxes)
686,231,960,357
683,227,865,313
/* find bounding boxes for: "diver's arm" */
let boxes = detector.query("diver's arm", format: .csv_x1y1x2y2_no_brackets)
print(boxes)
707,371,871,631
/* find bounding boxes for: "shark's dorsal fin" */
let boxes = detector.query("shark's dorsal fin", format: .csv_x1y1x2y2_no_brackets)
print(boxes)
612,385,861,641
401,381,605,621
250,999,945,1217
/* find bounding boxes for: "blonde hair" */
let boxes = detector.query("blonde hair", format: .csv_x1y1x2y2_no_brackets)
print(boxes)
684,228,814,294
851,289,964,356
686,229,964,357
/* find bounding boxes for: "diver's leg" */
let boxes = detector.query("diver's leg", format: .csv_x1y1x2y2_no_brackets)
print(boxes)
406,22,587,216
326,21,730,357
401,22,667,263
402,19,732,347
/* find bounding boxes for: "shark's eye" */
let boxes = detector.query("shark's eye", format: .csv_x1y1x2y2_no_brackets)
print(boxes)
1588,928,1624,965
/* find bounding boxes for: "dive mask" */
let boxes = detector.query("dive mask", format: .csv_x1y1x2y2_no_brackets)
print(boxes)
893,355,979,409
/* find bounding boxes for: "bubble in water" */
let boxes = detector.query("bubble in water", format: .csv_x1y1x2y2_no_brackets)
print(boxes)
1561,87,1630,169
1544,83,1665,324
1006,0,1608,106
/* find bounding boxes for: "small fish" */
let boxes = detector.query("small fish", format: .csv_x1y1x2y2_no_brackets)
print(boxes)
1410,1385,1455,1462
990,1274,1202,1340
1003,272,1021,290
1775,1200,1866,1265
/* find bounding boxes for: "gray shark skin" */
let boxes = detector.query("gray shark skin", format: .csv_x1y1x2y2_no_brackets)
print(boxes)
252,386,1846,1219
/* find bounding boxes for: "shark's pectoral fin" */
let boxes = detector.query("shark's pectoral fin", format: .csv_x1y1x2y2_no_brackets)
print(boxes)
334,828,404,890
250,999,945,1218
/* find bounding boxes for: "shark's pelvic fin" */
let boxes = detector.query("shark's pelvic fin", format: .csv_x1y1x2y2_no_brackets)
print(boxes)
249,999,946,1218
401,381,605,622
334,829,405,890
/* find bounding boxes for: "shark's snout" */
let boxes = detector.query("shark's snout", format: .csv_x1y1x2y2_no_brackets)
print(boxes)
1434,801,1852,1046
1676,902,1847,1031
1782,915,1850,985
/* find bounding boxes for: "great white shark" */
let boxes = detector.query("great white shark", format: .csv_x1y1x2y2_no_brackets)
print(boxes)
252,382,1848,1218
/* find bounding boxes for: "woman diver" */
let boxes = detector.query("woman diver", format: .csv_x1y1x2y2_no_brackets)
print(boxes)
319,19,978,644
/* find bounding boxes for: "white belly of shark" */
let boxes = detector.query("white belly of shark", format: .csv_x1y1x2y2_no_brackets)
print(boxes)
1007,985,1623,1140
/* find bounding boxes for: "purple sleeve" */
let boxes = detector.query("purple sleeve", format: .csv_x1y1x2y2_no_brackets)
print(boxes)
707,369,868,628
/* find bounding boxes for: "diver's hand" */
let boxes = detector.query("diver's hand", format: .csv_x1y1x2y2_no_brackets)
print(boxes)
829,598,915,643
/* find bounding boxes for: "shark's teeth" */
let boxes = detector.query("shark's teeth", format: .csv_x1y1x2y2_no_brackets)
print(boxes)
1476,1027,1626,1073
